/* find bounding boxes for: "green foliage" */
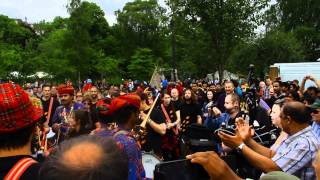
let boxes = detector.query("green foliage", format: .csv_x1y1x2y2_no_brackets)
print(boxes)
229,31,305,77
169,0,269,79
0,43,23,78
128,48,156,80
115,0,168,60
94,55,123,84
266,0,320,61
36,29,76,80
0,0,319,82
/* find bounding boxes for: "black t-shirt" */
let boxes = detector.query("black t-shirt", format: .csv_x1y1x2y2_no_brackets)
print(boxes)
142,108,166,154
227,111,249,126
0,155,40,180
216,93,226,113
171,99,182,111
180,102,202,132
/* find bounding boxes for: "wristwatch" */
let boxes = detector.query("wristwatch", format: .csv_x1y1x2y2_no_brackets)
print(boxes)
237,143,245,151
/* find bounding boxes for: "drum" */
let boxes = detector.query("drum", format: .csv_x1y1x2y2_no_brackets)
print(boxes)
142,152,161,179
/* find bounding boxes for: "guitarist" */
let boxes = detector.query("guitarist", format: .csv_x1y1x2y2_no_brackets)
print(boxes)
160,93,180,161
138,92,166,158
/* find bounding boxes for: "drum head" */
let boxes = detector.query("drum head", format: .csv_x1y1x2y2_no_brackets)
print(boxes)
142,152,161,179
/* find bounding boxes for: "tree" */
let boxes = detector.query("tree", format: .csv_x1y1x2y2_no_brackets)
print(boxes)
0,44,23,78
114,0,168,60
128,48,156,80
33,17,68,37
64,1,110,79
94,55,123,84
0,15,38,79
35,29,76,80
267,0,320,61
168,0,269,80
229,31,305,78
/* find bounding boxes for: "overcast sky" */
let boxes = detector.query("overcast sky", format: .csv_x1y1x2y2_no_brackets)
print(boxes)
0,0,166,25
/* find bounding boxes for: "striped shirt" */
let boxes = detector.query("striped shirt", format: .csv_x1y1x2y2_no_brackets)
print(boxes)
312,121,320,139
272,126,319,180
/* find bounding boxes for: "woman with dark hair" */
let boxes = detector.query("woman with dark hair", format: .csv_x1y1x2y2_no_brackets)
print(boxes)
82,95,99,130
202,90,215,119
68,110,93,138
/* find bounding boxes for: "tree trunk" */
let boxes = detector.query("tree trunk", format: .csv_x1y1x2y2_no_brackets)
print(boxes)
218,63,224,82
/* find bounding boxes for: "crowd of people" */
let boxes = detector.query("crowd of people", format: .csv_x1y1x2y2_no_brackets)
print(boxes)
0,74,320,180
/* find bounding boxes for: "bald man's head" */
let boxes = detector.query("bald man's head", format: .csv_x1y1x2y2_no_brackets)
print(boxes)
282,101,312,124
62,142,103,170
171,88,179,99
40,136,128,180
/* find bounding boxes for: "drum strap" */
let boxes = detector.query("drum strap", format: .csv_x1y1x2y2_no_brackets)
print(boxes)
4,157,37,180
46,97,54,125
161,104,178,135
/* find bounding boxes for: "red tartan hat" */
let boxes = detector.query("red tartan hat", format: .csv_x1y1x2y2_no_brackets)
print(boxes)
57,84,75,95
106,94,141,116
0,83,43,133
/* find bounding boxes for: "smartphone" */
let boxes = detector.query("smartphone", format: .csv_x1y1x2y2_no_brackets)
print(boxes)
154,159,210,180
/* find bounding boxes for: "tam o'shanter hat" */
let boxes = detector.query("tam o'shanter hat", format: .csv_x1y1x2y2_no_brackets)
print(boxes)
0,83,43,133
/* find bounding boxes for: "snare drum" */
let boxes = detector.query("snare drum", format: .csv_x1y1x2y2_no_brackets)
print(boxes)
142,152,161,179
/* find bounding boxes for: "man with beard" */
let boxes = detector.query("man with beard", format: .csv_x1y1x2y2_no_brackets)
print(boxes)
160,93,181,160
52,84,84,139
41,84,60,127
138,92,166,158
90,86,99,107
272,81,282,99
205,93,248,130
179,89,202,134
216,81,235,113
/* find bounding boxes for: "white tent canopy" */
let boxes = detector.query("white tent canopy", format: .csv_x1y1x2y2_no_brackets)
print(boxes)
8,71,52,79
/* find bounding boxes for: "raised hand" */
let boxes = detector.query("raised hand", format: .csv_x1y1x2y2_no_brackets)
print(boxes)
236,121,254,143
218,131,243,149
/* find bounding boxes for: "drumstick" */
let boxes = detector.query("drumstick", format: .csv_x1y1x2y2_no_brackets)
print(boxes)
140,93,160,128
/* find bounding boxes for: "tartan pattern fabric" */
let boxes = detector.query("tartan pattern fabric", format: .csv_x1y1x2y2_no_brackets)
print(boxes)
0,83,43,133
